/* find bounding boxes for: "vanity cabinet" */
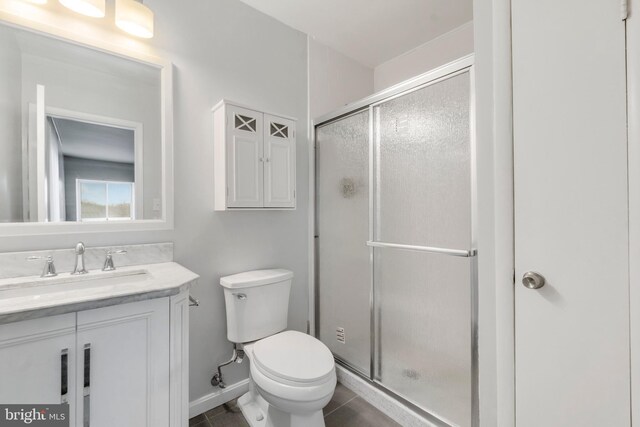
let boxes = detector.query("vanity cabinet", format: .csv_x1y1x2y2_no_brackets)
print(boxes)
0,314,78,423
76,298,170,427
0,292,189,427
213,100,296,210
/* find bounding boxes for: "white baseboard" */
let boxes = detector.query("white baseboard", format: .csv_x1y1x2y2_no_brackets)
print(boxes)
336,365,440,427
189,379,250,418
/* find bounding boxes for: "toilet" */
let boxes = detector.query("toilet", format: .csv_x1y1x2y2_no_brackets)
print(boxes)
220,269,336,427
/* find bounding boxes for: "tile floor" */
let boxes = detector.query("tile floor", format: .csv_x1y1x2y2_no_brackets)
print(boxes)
189,383,401,427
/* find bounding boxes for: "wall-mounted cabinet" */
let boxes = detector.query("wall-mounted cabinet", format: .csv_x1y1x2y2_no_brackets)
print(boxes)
213,100,296,210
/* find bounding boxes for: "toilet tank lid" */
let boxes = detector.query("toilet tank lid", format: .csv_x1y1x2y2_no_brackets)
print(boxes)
220,269,293,289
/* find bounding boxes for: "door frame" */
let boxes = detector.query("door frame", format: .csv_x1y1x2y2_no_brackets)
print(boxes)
627,0,640,422
472,0,515,425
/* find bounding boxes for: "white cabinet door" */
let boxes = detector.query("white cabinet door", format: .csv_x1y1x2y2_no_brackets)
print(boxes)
76,298,170,427
263,114,295,208
512,0,629,425
226,105,264,208
0,314,77,425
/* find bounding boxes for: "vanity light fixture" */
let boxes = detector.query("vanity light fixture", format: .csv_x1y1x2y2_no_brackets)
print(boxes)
115,0,154,39
59,0,105,18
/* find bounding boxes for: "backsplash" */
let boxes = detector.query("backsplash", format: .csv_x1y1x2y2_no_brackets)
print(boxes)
0,242,173,279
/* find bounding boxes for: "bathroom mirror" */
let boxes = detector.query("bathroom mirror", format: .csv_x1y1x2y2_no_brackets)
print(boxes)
0,19,173,235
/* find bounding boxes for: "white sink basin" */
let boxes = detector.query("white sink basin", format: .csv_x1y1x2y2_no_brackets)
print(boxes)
0,262,199,321
0,269,151,300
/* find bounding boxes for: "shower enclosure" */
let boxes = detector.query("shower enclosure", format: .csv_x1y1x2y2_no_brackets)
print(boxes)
314,57,476,427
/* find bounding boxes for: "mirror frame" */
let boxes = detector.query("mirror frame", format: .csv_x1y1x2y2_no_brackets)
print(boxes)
0,10,173,236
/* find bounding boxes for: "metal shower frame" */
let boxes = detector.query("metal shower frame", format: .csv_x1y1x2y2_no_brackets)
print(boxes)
312,54,478,427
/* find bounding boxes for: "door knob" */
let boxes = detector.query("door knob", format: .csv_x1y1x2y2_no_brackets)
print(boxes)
522,271,546,289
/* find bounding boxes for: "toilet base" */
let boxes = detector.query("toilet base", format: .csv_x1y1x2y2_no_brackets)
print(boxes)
237,381,269,427
237,379,326,427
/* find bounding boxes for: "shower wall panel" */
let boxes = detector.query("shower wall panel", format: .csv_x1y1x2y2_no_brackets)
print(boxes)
316,110,371,373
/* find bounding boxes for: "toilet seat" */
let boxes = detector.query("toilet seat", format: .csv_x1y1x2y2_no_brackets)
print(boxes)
252,331,335,387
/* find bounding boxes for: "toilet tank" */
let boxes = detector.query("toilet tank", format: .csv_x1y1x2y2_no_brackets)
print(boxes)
220,269,293,343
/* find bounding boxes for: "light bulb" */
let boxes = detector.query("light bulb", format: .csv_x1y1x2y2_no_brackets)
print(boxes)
115,0,154,39
24,0,48,5
59,0,106,18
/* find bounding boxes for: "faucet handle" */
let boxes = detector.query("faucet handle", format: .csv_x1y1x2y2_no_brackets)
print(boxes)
27,255,57,278
103,249,127,271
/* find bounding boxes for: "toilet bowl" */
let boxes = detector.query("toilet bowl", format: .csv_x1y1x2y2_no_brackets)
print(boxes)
219,269,336,427
241,331,336,427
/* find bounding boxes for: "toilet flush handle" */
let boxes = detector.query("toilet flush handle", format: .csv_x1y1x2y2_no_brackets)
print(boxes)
232,293,247,300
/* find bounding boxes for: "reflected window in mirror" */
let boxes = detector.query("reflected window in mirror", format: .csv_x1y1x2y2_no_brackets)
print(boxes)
78,180,134,221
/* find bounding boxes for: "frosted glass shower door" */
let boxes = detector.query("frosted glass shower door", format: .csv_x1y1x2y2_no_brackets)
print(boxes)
316,110,371,373
372,71,474,426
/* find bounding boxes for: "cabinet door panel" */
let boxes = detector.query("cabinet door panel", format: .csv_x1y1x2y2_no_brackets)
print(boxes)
264,114,295,208
76,298,169,427
226,105,263,207
0,314,77,425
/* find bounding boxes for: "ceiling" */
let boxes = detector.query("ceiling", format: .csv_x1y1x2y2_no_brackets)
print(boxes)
51,118,135,164
238,0,473,68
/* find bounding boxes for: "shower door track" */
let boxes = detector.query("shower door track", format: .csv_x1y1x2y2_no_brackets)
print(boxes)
314,54,478,427
333,355,454,427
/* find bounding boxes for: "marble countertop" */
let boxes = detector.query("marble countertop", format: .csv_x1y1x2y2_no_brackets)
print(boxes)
0,262,199,324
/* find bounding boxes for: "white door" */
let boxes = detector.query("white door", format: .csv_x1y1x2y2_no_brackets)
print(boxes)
76,298,170,427
512,0,629,425
0,314,77,425
226,105,263,208
263,114,295,208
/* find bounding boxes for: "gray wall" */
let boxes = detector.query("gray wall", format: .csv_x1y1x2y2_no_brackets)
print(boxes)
0,0,309,405
62,156,135,221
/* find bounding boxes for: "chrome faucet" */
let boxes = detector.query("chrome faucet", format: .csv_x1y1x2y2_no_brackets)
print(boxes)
72,242,88,275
